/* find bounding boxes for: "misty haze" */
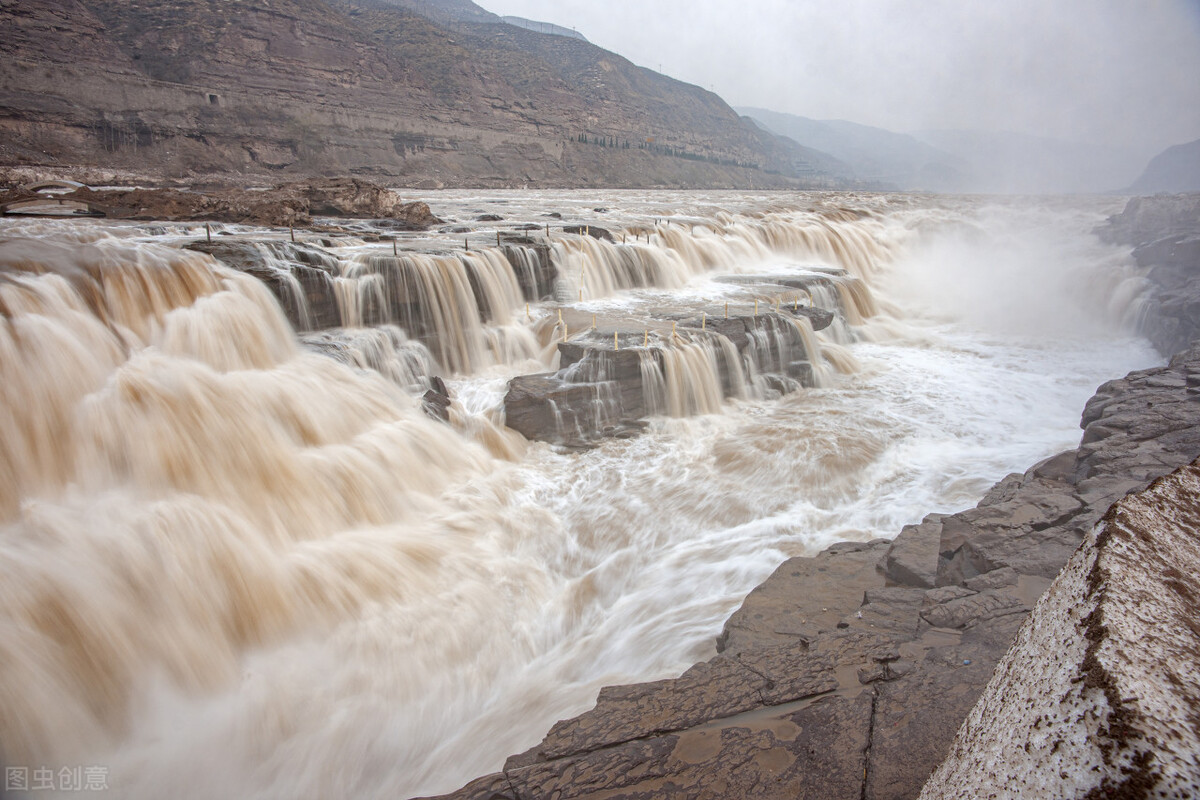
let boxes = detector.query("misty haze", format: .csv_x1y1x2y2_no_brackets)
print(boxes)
1,1,1199,799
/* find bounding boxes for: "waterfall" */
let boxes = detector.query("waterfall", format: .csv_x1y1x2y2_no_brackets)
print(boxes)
0,236,495,769
0,193,1159,800
658,340,726,417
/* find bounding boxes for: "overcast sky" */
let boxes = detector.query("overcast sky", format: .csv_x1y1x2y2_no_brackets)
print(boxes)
481,0,1200,158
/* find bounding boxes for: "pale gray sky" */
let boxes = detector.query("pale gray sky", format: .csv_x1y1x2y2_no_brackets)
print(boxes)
481,0,1200,158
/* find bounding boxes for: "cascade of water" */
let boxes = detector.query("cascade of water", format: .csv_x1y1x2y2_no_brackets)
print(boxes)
551,208,898,304
639,347,669,416
658,340,726,417
336,250,535,374
0,237,497,769
0,193,1166,800
301,325,435,392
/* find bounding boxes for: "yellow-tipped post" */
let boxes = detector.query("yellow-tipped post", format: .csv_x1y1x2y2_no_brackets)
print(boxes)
579,288,583,302
558,308,563,322
592,314,596,329
614,331,619,351
724,301,728,319
754,299,759,316
702,312,706,330
564,324,568,342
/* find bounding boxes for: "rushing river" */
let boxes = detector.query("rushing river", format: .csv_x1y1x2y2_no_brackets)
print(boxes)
0,191,1158,798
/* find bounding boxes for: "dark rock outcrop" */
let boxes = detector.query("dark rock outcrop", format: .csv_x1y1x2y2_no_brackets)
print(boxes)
186,240,343,331
422,376,453,423
504,311,821,447
562,224,615,242
1099,194,1200,367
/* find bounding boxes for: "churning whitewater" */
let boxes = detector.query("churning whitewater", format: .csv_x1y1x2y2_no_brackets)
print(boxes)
0,191,1157,798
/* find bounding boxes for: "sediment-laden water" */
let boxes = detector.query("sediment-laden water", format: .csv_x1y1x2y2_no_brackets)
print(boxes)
0,191,1157,798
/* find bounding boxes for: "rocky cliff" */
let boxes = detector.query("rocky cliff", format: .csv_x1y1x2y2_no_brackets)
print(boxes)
0,0,840,188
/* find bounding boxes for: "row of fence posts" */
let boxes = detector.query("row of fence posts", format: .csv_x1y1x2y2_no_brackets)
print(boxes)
228,212,672,256
453,220,669,251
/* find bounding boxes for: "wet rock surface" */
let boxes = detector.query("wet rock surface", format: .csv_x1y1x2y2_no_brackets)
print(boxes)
429,196,1200,800
187,240,344,331
503,310,822,447
1099,194,1200,354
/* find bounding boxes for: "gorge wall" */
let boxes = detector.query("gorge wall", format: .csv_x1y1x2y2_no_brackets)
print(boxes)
0,0,841,189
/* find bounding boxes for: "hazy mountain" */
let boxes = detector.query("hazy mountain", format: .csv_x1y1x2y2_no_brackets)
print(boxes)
913,129,1143,194
1128,138,1200,194
739,107,966,191
0,0,841,188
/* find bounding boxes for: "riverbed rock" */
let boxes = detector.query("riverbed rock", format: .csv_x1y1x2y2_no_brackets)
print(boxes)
503,312,822,445
562,224,615,242
61,178,442,228
1098,194,1200,354
187,240,343,330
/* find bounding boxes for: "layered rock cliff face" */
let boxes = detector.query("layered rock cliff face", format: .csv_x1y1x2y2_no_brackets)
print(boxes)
0,0,838,188
428,195,1200,799
1099,194,1200,355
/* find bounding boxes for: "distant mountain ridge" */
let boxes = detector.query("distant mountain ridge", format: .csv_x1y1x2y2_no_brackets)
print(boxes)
741,106,1151,194
1128,138,1200,194
0,0,842,188
739,107,965,191
912,128,1143,194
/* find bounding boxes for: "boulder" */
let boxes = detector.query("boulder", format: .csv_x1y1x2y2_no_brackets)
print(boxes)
562,224,614,241
920,459,1200,799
